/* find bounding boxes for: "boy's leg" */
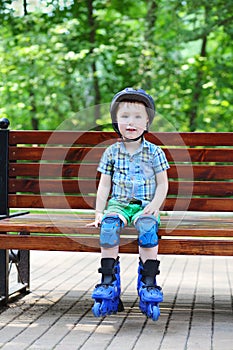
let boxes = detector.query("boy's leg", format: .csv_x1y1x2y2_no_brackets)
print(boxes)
92,209,127,317
101,246,119,259
137,255,163,321
139,246,158,262
92,255,124,316
134,214,163,321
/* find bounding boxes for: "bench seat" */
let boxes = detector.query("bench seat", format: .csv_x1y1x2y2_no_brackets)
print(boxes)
0,213,232,255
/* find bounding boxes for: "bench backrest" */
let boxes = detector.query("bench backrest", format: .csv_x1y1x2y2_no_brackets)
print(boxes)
5,131,233,213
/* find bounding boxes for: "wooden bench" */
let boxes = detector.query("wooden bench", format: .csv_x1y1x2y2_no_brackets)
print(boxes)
0,118,233,305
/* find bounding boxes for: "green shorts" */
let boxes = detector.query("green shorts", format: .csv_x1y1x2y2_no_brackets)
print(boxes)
104,199,160,225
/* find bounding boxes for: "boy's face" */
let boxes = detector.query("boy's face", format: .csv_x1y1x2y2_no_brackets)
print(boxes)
116,102,149,140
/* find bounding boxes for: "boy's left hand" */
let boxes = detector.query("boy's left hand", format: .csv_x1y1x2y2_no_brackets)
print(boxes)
142,203,159,218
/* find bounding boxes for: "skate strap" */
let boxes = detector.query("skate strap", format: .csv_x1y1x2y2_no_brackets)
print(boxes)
140,259,160,276
141,269,156,277
141,267,160,277
98,267,116,275
95,282,113,288
143,285,162,291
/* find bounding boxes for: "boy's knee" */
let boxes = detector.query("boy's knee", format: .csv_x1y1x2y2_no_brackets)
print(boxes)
135,215,159,248
100,215,124,248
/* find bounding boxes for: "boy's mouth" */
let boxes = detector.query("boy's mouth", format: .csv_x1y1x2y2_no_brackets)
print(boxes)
126,127,137,132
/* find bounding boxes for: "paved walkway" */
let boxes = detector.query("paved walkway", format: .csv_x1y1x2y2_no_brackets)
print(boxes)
0,252,233,350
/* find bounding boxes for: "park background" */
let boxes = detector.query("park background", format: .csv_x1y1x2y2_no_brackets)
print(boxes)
0,0,232,132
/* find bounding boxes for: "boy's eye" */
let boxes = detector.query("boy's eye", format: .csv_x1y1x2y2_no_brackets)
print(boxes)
135,115,142,119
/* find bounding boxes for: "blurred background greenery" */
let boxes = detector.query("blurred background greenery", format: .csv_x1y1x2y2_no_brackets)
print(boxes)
0,0,232,131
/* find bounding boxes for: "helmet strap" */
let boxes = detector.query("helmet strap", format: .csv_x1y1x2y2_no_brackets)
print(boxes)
121,130,147,143
113,121,149,142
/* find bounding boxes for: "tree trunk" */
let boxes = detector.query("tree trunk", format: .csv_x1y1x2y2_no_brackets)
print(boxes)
87,0,101,125
23,0,28,16
30,89,39,130
23,0,39,129
142,0,158,90
188,6,209,131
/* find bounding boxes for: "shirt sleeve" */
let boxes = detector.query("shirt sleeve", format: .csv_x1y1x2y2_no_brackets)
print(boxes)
97,146,114,176
153,146,170,173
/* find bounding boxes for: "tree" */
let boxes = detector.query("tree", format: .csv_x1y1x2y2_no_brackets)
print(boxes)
0,0,232,131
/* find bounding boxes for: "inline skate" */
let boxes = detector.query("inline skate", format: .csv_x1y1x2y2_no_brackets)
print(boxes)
92,257,124,317
137,259,163,321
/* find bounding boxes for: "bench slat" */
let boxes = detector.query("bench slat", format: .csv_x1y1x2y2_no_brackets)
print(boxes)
0,213,232,236
163,198,233,211
8,194,96,209
9,131,118,146
9,179,98,194
165,148,233,163
2,227,232,237
167,181,233,197
9,163,98,177
9,178,233,197
0,235,232,256
9,131,233,146
168,165,233,180
7,194,233,211
9,146,233,163
9,146,103,161
9,163,233,180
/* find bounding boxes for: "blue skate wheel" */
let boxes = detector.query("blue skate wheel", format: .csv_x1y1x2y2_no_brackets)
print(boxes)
152,305,160,321
92,302,102,317
146,303,160,321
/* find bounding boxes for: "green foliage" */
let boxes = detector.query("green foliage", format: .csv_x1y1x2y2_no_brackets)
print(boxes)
0,0,232,131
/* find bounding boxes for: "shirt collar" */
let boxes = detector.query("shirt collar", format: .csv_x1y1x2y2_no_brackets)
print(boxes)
118,138,149,155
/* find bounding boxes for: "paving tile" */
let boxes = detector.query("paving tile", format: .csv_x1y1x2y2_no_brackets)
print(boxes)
0,252,232,350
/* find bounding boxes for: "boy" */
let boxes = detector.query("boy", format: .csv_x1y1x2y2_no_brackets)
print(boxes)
88,88,169,321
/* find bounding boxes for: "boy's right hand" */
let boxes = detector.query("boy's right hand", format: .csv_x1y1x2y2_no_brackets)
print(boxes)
86,212,103,227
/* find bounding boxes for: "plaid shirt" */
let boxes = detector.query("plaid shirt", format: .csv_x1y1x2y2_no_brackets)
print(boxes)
97,139,170,207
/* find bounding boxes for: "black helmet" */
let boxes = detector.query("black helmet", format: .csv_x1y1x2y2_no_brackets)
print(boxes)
110,87,155,136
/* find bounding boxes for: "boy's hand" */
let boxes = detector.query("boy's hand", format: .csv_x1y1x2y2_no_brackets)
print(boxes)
86,212,103,227
142,203,159,218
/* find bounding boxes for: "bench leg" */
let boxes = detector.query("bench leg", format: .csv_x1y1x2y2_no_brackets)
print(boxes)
17,249,30,290
17,231,30,291
0,246,30,306
0,249,9,305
